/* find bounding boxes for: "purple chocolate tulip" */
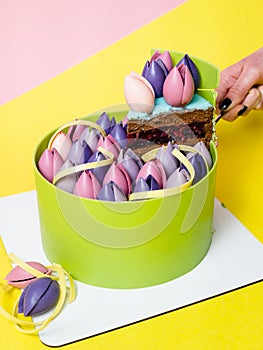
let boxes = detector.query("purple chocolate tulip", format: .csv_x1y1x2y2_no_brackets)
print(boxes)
165,168,188,189
177,54,200,89
156,146,179,178
97,181,127,201
142,60,167,98
96,112,112,134
18,277,59,316
79,127,99,152
67,140,92,165
119,157,141,183
124,148,144,168
88,151,110,184
192,141,212,168
133,177,150,193
56,160,77,193
188,153,207,184
110,123,127,148
145,175,160,190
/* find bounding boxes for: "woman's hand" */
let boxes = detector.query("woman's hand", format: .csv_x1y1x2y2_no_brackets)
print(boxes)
216,47,263,121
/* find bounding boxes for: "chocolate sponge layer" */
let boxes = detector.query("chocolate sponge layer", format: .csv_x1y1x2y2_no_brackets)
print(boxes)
127,108,214,156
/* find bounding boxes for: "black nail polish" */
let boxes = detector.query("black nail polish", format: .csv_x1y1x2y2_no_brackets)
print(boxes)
219,98,232,110
237,105,248,116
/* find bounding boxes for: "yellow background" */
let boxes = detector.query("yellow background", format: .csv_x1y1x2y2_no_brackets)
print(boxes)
1,0,263,348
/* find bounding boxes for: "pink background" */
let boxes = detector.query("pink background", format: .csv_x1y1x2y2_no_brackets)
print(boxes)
0,0,186,106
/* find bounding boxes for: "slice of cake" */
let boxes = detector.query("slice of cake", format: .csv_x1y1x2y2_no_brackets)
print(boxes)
124,50,218,156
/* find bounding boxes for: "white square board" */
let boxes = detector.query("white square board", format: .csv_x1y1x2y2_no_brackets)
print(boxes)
0,191,263,347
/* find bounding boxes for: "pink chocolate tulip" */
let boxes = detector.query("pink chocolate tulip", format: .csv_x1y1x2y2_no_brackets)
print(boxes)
103,162,131,196
124,72,155,113
49,131,72,161
38,148,64,182
73,171,101,199
163,64,195,107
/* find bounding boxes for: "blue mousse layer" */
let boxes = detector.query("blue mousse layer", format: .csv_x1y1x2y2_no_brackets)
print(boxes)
127,93,212,121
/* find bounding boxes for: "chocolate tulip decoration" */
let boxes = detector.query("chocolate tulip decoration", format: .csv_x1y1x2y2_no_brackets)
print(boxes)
142,60,167,98
55,160,78,193
38,149,63,183
163,64,195,107
37,115,214,202
88,150,111,184
193,141,213,169
103,162,131,196
67,123,86,142
5,261,52,289
188,153,208,185
18,277,60,316
110,123,127,149
49,131,72,161
0,243,76,335
73,170,101,199
67,139,93,165
97,181,127,201
165,168,188,189
124,51,202,110
78,127,99,152
150,50,173,72
124,72,155,113
156,146,179,178
177,54,200,89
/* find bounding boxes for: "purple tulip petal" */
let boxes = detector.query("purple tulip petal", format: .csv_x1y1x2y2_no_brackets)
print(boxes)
142,60,166,98
165,168,187,188
56,160,77,193
188,153,207,184
96,112,111,133
97,181,126,201
110,123,127,148
192,141,212,168
120,157,140,182
79,127,99,152
146,175,160,190
19,277,59,316
124,148,144,168
133,177,150,193
177,54,200,89
88,151,110,184
67,140,92,164
156,146,179,178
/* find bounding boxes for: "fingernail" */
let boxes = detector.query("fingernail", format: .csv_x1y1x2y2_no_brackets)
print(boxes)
219,98,232,110
237,105,248,116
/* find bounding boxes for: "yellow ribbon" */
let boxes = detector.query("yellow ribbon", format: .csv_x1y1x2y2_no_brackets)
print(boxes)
0,251,76,335
129,144,209,201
